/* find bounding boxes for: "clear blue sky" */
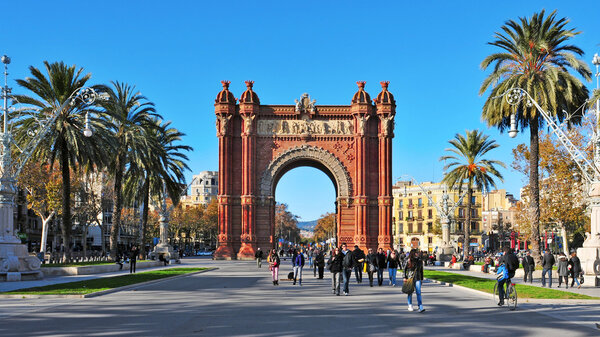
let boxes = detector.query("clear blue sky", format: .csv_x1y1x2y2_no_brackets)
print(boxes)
2,1,600,221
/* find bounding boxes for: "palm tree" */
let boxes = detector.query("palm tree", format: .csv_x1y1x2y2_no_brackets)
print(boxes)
98,82,160,260
123,119,191,258
479,10,591,262
440,130,505,258
13,61,113,262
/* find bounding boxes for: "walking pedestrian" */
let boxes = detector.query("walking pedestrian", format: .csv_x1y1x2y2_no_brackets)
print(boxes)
293,249,305,286
267,249,280,285
129,245,139,274
387,250,400,286
341,243,354,295
376,247,387,286
255,248,264,268
352,245,365,283
522,251,534,283
557,253,569,288
569,250,582,289
315,249,325,279
541,250,555,288
365,248,378,287
404,248,425,313
329,248,343,295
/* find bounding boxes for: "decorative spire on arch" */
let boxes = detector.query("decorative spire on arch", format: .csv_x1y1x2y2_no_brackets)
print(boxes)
352,81,371,104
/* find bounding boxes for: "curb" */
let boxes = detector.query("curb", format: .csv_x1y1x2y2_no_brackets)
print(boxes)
0,267,217,299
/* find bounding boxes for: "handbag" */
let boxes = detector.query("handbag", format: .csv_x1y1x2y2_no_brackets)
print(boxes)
402,276,415,294
580,272,585,284
369,264,377,272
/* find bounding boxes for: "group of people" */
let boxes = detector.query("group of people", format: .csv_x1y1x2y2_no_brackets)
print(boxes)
259,244,426,313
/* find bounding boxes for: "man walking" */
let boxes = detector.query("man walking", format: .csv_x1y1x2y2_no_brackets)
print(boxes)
522,251,534,283
129,245,139,274
315,249,325,279
255,248,264,268
341,243,354,295
376,247,387,286
293,249,305,286
541,250,555,288
352,245,365,283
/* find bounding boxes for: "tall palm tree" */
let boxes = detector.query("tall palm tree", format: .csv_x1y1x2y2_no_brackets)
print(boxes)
123,119,191,257
479,10,591,262
13,61,113,262
440,130,505,258
98,82,160,260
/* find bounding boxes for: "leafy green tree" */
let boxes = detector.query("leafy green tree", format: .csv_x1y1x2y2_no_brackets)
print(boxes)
440,130,504,257
313,212,335,242
479,10,591,262
13,61,113,261
98,82,160,260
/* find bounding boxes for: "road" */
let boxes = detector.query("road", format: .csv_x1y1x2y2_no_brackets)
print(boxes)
0,257,598,336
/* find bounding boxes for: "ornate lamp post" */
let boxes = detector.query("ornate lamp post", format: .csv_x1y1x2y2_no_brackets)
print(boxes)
0,55,100,281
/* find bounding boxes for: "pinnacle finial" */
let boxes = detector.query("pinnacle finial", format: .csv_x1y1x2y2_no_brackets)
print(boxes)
221,80,231,89
245,80,254,89
356,81,366,89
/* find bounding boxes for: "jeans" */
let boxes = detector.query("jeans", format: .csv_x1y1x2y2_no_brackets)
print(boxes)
498,272,515,302
388,267,397,286
342,269,352,293
293,266,303,284
377,268,384,286
256,258,262,268
354,263,363,283
271,267,279,281
571,274,581,287
407,280,423,309
332,272,341,294
542,268,552,287
308,257,313,267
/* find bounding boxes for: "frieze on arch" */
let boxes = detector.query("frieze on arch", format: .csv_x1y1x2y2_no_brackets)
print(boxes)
213,80,396,260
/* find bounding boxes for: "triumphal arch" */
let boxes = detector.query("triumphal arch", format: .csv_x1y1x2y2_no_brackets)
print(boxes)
213,81,396,259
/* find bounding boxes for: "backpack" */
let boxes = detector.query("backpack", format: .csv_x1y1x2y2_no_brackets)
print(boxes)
496,264,509,281
342,252,353,268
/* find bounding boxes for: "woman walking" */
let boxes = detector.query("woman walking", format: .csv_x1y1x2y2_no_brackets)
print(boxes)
557,253,569,288
328,248,343,296
365,248,378,287
569,250,582,289
267,249,280,286
404,248,425,312
387,250,400,286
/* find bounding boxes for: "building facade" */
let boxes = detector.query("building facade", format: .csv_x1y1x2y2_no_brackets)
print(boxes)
181,171,219,208
392,180,484,253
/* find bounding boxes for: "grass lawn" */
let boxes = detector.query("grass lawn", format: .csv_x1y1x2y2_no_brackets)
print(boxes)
3,268,206,295
423,270,598,300
41,260,153,268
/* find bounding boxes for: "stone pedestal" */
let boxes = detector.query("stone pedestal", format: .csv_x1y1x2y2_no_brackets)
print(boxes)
0,243,44,281
438,218,455,262
151,243,180,264
237,242,257,260
577,181,600,285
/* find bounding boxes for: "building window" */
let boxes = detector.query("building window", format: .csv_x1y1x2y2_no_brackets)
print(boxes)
471,222,478,232
459,208,464,217
427,222,432,232
400,200,403,208
408,223,413,233
428,209,433,219
399,211,403,219
398,223,403,233
471,196,476,204
428,199,433,206
408,211,413,219
471,209,477,217
408,199,413,207
417,223,423,233
417,210,422,219
418,198,423,207
211,178,215,185
428,237,433,244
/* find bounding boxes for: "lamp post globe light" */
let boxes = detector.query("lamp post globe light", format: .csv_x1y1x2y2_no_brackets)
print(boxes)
0,56,101,281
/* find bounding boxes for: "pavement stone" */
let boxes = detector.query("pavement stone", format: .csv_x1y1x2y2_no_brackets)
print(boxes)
0,257,598,336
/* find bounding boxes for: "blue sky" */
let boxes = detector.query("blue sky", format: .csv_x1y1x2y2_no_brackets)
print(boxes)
2,1,600,221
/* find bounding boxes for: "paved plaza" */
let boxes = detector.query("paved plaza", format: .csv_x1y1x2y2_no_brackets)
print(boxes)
0,257,599,336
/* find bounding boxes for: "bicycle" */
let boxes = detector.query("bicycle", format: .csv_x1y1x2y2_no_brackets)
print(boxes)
493,278,518,311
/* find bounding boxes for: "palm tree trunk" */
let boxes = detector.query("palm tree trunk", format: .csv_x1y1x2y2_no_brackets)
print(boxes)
110,154,124,260
59,137,72,263
529,118,542,264
140,176,150,258
465,181,472,260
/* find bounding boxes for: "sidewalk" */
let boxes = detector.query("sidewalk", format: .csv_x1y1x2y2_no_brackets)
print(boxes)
426,266,600,298
0,257,209,293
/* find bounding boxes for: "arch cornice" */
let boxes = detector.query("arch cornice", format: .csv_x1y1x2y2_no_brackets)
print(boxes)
259,145,352,199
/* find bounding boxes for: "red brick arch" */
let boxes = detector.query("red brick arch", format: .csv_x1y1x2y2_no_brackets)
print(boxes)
213,81,396,259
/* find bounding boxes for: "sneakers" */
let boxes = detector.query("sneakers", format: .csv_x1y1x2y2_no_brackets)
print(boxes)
498,301,504,306
408,305,414,312
418,308,426,313
343,292,348,296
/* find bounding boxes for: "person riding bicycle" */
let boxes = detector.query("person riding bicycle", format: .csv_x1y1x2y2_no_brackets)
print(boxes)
497,247,519,306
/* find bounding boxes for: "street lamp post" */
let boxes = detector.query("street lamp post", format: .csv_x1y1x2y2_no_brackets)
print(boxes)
0,55,101,281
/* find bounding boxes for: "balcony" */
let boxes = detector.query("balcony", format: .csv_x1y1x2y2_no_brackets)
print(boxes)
408,205,414,209
405,217,414,221
417,216,424,221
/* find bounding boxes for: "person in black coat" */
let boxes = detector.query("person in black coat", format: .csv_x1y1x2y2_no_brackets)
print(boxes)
404,248,425,312
365,248,378,287
522,251,535,283
129,245,139,274
328,248,343,295
376,248,387,286
352,245,366,283
315,250,325,279
568,250,583,288
541,250,555,288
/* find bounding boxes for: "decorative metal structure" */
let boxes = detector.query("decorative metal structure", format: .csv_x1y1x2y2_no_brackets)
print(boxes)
0,55,100,281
